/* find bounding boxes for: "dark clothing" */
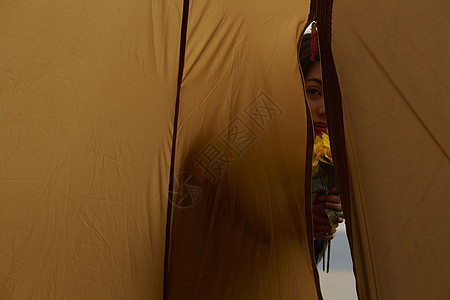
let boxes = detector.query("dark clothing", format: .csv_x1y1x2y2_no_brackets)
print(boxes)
314,238,324,263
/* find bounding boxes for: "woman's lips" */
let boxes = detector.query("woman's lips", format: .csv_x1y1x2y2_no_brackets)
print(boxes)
314,123,328,133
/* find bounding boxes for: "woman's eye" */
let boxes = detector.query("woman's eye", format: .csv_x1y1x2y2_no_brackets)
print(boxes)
306,88,321,96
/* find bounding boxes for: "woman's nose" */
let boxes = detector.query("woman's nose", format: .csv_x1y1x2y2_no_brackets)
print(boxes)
318,101,326,117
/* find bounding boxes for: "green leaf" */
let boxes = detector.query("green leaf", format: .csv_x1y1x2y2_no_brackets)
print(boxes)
325,209,344,229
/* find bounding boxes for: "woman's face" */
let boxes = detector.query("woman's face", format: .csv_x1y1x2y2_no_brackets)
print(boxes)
305,61,327,135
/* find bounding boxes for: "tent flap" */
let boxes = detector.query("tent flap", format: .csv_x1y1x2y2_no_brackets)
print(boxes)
329,0,450,298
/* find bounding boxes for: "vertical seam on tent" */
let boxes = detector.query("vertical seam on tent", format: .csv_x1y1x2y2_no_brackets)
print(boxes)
317,0,381,299
164,0,190,298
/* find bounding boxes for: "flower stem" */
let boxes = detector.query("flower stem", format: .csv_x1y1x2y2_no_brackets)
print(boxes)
322,241,326,272
327,240,331,273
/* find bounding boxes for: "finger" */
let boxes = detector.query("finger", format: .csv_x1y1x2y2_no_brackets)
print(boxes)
312,204,327,214
338,217,345,223
314,195,328,204
325,202,342,211
313,214,331,225
324,194,341,204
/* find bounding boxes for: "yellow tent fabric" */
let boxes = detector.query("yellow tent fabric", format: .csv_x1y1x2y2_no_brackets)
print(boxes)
0,0,181,298
1,0,320,299
324,0,450,298
5,0,447,299
167,0,318,299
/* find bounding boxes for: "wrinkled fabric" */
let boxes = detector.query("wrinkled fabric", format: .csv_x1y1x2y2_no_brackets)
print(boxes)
330,0,450,298
0,0,181,298
0,0,319,299
167,0,319,299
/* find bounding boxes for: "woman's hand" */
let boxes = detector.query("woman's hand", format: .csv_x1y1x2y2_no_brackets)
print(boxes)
312,188,344,240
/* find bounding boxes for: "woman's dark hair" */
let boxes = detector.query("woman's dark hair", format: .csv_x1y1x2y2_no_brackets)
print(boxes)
299,33,320,76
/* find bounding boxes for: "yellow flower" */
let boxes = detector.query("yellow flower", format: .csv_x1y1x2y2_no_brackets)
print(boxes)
311,131,338,273
313,135,326,156
312,133,333,175
321,133,333,163
312,159,320,174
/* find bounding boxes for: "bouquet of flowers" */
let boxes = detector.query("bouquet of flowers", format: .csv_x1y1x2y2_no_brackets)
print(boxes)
312,132,344,272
